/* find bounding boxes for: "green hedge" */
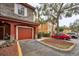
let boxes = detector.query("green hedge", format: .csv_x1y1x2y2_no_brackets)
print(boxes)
37,32,50,38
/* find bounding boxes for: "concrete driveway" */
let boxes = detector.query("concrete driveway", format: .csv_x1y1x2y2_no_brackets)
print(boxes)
19,39,79,56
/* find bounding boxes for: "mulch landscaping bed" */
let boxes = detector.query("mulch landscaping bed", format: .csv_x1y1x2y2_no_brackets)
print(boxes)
0,42,18,56
41,39,74,49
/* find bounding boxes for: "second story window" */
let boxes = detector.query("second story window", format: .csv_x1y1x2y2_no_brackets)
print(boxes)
14,4,27,16
18,5,24,15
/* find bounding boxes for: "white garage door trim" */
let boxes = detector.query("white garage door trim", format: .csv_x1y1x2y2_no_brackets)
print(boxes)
16,26,34,40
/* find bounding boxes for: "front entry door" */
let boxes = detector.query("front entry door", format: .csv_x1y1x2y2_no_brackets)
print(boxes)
0,27,4,40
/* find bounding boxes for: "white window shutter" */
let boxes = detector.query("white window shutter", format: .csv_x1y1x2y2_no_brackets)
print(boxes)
25,8,27,16
14,4,18,14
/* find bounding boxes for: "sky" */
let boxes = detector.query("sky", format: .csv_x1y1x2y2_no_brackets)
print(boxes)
59,15,79,27
29,3,79,27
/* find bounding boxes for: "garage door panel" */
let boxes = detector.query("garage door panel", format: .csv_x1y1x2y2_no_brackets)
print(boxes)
18,27,33,40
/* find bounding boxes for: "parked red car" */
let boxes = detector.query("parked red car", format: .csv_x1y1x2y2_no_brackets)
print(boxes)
51,33,71,40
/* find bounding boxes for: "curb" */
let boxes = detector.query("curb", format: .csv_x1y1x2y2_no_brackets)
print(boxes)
17,41,22,56
36,39,76,52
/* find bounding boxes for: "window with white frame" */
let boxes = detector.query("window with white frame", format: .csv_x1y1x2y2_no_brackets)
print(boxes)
14,4,27,16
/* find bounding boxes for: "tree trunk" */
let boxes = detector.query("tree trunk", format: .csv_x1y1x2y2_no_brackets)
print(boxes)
56,3,63,34
51,24,56,35
56,19,59,34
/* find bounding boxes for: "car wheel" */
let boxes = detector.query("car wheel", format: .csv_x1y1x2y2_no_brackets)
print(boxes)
72,36,78,39
64,38,70,40
66,38,70,40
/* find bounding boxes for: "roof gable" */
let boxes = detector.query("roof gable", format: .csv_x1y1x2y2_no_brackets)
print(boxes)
20,3,35,11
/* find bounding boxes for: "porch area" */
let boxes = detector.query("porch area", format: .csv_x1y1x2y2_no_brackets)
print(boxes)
0,21,11,40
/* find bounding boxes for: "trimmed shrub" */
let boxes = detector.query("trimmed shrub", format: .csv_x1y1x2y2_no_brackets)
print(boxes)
37,32,50,38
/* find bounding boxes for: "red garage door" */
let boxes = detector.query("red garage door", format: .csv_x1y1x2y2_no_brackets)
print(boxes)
18,27,33,40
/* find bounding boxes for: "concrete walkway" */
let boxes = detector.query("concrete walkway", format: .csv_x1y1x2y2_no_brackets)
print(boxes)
19,39,79,56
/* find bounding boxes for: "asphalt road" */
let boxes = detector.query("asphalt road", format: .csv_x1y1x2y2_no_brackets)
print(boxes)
19,39,79,56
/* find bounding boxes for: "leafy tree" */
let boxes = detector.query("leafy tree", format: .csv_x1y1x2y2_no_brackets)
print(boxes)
36,3,79,34
59,26,65,32
36,7,47,37
69,19,79,32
